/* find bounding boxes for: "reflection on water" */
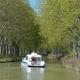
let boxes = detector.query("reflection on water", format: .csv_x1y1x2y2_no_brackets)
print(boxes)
0,62,22,80
0,62,80,80
21,62,44,80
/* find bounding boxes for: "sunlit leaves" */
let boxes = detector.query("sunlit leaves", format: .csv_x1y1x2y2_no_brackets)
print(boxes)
40,0,80,54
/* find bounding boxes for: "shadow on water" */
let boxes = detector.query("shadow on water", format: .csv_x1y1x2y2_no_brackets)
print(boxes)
21,62,44,80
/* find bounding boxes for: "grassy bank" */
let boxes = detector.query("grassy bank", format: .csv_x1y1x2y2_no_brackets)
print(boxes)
0,56,22,63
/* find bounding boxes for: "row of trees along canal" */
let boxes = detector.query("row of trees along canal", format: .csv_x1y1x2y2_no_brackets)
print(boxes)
0,0,80,59
0,0,41,57
39,0,80,59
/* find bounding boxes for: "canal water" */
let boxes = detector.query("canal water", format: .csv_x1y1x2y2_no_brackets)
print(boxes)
0,62,80,80
21,62,44,80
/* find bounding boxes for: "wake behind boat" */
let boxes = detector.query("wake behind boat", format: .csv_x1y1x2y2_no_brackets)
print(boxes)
22,52,45,67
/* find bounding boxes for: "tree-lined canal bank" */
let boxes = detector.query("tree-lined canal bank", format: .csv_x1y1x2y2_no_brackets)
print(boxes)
0,0,80,80
0,62,80,80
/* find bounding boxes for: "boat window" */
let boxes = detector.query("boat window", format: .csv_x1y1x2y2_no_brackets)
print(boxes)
36,57,41,61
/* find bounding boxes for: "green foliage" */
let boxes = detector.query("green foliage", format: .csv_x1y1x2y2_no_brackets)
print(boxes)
40,0,80,55
0,0,41,53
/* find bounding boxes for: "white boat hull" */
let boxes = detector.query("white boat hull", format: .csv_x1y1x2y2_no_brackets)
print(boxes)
22,59,45,67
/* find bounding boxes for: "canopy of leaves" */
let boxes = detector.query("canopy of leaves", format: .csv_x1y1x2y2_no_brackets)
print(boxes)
40,0,80,53
0,0,41,51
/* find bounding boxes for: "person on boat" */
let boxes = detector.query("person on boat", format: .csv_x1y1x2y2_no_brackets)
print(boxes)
31,57,36,62
31,57,37,65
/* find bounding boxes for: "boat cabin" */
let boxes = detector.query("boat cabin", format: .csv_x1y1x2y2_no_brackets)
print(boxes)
26,52,42,62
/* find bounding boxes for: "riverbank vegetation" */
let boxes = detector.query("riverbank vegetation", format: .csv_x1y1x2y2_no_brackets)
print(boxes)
0,0,80,65
0,0,41,61
39,0,80,70
0,55,22,63
40,0,80,58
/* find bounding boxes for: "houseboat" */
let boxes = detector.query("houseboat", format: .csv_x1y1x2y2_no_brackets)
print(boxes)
22,52,45,67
